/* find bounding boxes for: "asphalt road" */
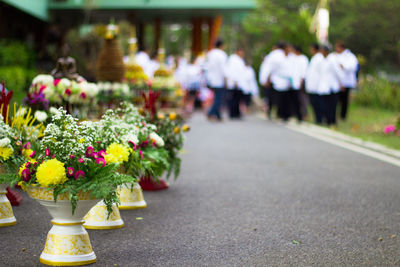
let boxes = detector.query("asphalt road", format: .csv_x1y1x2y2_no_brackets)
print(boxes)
1,113,400,266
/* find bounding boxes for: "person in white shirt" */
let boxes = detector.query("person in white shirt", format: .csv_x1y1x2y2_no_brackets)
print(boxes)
225,48,247,119
334,41,359,120
135,47,151,74
145,52,160,79
241,61,259,114
315,45,345,125
259,42,287,119
205,39,228,121
184,56,202,113
305,43,324,124
287,45,309,121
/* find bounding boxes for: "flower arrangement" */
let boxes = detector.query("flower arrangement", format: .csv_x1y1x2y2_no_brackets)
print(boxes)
149,111,190,179
13,108,133,215
97,82,131,104
118,103,170,179
0,104,44,184
28,74,99,118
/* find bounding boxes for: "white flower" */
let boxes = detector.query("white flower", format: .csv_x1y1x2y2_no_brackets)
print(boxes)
124,133,139,145
16,107,27,117
34,110,48,122
149,132,164,147
49,107,61,115
0,138,11,147
32,74,54,87
82,83,99,98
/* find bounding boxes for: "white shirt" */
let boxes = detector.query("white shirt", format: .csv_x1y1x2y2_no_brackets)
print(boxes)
243,66,259,96
335,49,358,88
315,53,345,95
305,53,324,94
259,54,270,86
135,51,150,72
288,53,309,90
260,49,290,91
224,54,247,90
204,48,227,88
144,60,160,78
184,64,202,90
174,58,188,87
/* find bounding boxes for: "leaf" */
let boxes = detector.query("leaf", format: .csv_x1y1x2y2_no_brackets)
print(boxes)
136,217,143,220
292,240,300,245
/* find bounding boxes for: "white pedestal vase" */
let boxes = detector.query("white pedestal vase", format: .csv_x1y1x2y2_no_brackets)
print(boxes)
0,184,17,227
117,183,147,210
27,186,99,266
83,200,124,229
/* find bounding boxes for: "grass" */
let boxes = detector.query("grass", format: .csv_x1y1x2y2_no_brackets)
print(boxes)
320,103,400,150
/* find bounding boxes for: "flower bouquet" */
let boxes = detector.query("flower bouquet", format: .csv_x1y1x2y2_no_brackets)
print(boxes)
13,108,133,266
120,103,172,190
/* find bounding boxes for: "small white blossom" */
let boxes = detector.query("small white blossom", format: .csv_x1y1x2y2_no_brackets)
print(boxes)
34,110,48,122
149,132,164,147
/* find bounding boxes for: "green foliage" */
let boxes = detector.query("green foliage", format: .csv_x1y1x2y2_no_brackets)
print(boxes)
0,40,37,96
0,40,34,68
52,163,134,216
142,147,170,178
0,66,27,92
354,76,400,111
329,0,400,69
243,0,317,56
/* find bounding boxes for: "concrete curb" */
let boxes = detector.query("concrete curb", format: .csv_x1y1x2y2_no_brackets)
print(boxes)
256,113,400,168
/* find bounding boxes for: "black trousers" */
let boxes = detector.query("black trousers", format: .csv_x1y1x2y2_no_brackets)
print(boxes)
288,89,303,121
229,88,242,118
309,94,323,124
323,93,339,125
263,86,276,117
276,90,291,121
339,87,351,120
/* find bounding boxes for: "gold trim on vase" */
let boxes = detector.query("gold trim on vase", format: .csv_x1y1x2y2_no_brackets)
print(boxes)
82,223,124,230
0,221,17,227
51,220,85,226
40,258,97,266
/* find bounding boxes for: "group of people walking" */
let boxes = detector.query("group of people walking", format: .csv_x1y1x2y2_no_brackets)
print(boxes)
201,39,359,125
260,41,359,125
205,40,258,120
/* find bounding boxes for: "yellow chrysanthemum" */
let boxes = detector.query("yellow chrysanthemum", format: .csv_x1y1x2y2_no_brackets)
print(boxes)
169,112,177,120
182,125,190,132
105,143,130,164
0,147,13,161
36,159,67,187
173,127,180,134
22,148,33,159
17,181,27,191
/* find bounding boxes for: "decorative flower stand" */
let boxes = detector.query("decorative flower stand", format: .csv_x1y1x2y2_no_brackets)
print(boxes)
117,183,147,210
27,187,98,266
83,200,124,229
0,184,17,227
139,175,169,191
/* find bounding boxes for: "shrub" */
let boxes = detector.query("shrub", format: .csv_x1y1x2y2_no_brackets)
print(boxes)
0,40,34,68
354,75,400,111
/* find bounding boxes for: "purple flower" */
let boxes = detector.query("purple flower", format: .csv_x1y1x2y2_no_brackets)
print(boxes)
21,168,31,182
45,148,50,157
25,162,31,168
51,154,55,159
23,142,31,149
85,146,94,157
67,167,75,177
74,170,85,180
69,154,75,159
98,150,106,158
96,158,106,167
78,158,84,163
80,92,87,99
29,150,36,158
140,140,149,148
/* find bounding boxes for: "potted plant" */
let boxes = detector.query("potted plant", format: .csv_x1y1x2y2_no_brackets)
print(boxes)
14,108,133,266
